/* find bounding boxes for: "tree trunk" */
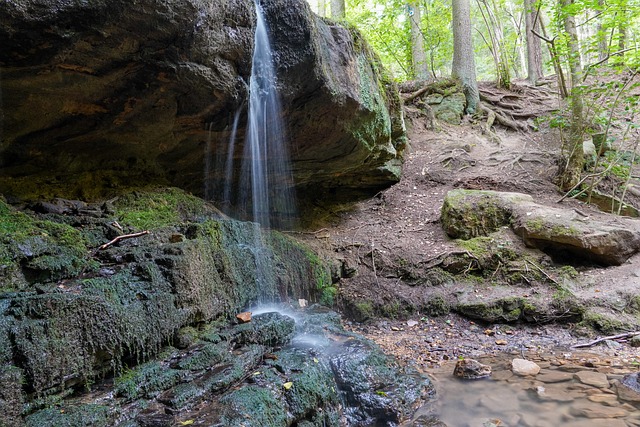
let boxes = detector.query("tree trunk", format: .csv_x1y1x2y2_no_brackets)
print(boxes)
558,0,584,192
317,0,326,17
524,0,543,84
408,2,430,80
596,0,608,63
330,0,345,19
452,0,480,114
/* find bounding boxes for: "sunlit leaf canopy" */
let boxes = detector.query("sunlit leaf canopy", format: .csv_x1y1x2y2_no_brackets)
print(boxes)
307,0,640,82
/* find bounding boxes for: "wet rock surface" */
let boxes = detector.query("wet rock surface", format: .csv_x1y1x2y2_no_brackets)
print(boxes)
0,188,342,425
22,307,434,426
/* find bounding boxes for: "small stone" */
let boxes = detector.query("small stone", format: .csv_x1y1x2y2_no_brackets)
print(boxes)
236,311,252,323
407,320,419,327
604,339,622,349
512,358,540,376
391,326,400,331
574,371,610,389
453,358,492,379
484,329,495,336
495,339,507,345
629,334,640,347
298,298,307,308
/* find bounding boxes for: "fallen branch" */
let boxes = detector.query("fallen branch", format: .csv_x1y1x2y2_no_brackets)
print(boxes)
98,230,150,250
571,332,640,349
524,259,558,285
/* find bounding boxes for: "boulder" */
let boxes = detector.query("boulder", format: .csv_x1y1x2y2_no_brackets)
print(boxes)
510,202,640,266
616,373,640,403
441,189,640,266
0,0,405,211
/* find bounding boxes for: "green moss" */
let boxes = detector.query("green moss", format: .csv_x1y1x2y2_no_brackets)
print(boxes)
558,265,579,279
114,188,208,230
114,361,182,401
25,404,111,427
220,386,287,427
441,190,512,240
353,301,375,321
423,295,450,316
579,312,630,334
0,200,93,288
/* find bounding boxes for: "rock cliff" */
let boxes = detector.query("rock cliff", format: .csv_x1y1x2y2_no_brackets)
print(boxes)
0,0,405,212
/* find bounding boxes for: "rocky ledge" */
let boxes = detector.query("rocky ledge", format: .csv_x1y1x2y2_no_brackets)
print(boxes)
0,0,405,211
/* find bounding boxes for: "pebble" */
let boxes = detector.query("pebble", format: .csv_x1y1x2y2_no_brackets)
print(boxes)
512,358,541,376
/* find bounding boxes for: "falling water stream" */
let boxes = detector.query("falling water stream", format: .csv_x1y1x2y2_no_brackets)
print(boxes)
207,0,296,230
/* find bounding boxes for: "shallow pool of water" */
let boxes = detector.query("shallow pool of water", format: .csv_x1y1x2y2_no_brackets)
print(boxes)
414,352,640,427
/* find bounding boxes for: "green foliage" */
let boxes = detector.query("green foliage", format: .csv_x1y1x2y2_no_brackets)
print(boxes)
346,0,452,80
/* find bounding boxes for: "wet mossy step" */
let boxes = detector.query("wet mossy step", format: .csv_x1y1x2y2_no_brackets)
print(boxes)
21,309,435,427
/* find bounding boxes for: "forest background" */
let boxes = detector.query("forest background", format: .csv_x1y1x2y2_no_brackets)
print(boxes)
305,0,639,84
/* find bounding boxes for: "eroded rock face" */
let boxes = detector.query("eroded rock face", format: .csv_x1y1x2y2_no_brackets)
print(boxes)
441,189,640,266
0,0,405,211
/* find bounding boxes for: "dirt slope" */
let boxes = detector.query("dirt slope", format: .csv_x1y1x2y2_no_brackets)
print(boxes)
297,77,640,367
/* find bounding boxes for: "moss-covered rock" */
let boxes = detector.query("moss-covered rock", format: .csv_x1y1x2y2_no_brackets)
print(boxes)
442,189,640,265
441,189,527,240
0,365,24,427
0,188,334,416
25,404,111,427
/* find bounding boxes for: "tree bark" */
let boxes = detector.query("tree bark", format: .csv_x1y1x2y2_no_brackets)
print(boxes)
452,0,480,114
408,2,430,80
330,0,345,19
524,0,543,84
558,0,584,191
596,0,608,63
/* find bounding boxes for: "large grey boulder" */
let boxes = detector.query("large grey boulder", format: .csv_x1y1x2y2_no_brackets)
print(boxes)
441,189,640,265
0,0,404,210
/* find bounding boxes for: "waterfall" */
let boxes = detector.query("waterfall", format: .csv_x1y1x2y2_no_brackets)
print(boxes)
238,0,296,229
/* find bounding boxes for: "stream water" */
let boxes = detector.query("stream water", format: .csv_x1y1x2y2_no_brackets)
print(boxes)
412,352,640,427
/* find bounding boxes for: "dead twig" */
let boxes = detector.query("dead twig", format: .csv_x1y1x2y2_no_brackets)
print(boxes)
571,332,640,349
98,231,150,250
524,259,558,285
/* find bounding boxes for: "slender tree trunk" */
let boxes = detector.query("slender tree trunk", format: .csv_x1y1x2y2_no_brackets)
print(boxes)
330,0,345,19
317,0,326,17
558,0,584,191
408,2,430,80
524,0,543,84
596,0,608,62
452,0,480,114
